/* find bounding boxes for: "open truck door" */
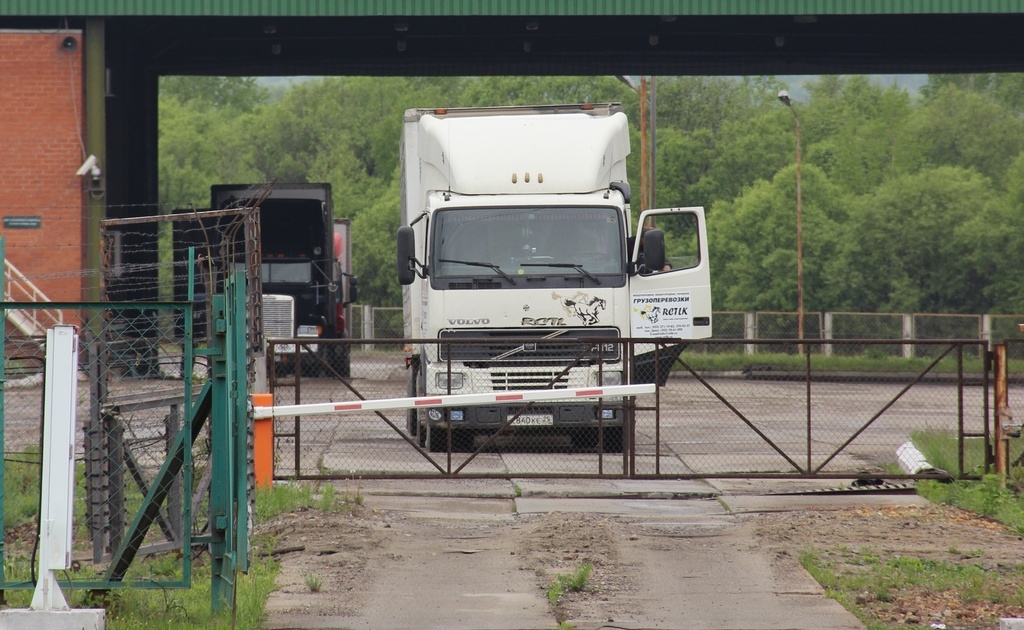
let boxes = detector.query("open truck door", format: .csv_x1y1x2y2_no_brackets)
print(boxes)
629,207,712,384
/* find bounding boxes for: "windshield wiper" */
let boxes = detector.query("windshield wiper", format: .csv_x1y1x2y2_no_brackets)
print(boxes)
438,258,516,284
520,262,601,284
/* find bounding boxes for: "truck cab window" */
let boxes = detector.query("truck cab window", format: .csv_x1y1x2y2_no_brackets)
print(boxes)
650,212,701,273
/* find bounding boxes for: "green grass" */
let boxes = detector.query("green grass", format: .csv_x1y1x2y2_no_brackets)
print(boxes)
798,430,1024,629
103,556,279,630
802,550,1018,604
911,429,1024,534
800,546,1024,630
918,475,1024,535
1,477,361,629
546,562,593,605
105,481,361,629
304,572,323,593
3,450,42,529
676,350,988,375
255,480,362,521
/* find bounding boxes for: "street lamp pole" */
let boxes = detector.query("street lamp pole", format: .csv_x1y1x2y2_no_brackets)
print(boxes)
778,90,804,353
617,75,656,212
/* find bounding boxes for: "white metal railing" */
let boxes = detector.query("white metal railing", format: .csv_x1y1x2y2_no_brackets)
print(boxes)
4,258,64,337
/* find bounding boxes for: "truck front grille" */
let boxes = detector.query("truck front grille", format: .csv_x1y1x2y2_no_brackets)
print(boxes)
262,294,294,339
490,371,569,391
438,328,619,365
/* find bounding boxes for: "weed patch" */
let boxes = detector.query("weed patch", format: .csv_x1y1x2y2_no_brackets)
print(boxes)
547,562,593,605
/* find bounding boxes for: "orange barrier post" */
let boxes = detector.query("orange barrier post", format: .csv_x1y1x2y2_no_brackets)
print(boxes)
252,393,274,488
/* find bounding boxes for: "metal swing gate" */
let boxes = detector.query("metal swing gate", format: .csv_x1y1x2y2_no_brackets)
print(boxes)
0,270,252,611
265,338,990,481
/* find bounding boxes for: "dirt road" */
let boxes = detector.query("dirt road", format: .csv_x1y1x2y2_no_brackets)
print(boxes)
257,478,1024,630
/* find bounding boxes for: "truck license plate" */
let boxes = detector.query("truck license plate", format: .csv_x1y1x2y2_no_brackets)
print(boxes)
275,343,318,355
511,414,554,426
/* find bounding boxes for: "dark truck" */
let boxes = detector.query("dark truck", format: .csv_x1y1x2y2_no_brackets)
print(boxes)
174,183,357,377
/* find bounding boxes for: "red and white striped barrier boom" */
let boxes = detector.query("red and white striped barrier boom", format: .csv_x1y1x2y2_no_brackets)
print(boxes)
252,383,656,420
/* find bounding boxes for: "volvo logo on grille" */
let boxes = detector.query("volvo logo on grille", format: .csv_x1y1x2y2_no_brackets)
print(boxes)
447,318,490,325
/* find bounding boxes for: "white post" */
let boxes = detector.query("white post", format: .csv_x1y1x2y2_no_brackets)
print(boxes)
902,313,915,359
744,311,756,355
31,326,78,611
823,312,833,357
362,304,372,350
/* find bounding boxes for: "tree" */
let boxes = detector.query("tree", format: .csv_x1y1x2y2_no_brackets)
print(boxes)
158,78,264,209
710,163,845,311
922,73,1024,117
905,84,1024,187
801,76,915,195
654,76,786,209
957,153,1024,313
160,76,268,112
350,174,402,306
829,166,999,313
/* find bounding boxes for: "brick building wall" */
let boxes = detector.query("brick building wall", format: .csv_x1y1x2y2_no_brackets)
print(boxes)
0,30,86,302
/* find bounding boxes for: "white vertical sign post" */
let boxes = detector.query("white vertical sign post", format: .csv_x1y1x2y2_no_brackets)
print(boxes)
30,325,79,611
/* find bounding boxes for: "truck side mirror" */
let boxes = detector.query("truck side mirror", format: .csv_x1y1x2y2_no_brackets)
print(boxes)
642,229,666,273
397,226,417,285
347,275,358,303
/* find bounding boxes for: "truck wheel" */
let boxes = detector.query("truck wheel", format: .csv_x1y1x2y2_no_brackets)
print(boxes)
572,428,599,450
416,420,427,448
426,425,447,453
325,343,351,378
407,411,418,439
603,426,624,453
337,343,351,378
406,359,420,438
451,429,475,453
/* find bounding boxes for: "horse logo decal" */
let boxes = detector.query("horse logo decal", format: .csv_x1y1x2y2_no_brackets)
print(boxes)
635,304,661,324
552,291,606,326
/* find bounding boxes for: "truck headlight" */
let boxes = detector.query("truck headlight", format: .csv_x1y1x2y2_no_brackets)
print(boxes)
296,325,321,338
436,373,465,390
599,371,622,386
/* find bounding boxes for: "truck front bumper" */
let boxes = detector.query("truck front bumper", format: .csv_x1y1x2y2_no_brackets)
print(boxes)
421,401,622,429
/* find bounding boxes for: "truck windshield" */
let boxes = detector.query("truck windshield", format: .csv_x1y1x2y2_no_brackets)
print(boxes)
431,207,624,283
233,261,313,283
263,262,313,284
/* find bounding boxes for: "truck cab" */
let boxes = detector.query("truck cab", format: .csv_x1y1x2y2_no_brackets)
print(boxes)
396,104,711,452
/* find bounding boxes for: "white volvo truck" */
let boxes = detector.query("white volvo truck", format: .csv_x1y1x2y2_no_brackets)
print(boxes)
396,103,712,452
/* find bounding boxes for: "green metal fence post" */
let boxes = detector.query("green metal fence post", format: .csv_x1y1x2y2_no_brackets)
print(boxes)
230,271,251,575
208,289,235,610
209,270,251,610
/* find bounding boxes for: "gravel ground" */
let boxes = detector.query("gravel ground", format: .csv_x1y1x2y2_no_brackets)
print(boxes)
257,495,1024,629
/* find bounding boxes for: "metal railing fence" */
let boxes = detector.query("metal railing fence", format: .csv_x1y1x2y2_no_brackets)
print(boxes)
265,337,990,481
352,307,1024,358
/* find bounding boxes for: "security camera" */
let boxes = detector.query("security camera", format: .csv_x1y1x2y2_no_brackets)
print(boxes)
76,155,99,176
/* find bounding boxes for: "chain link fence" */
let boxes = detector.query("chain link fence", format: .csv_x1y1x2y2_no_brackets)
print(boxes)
349,306,405,341
2,303,203,587
351,308,1024,359
265,338,991,480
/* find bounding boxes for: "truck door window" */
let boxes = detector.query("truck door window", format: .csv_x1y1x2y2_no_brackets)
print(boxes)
655,212,701,272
